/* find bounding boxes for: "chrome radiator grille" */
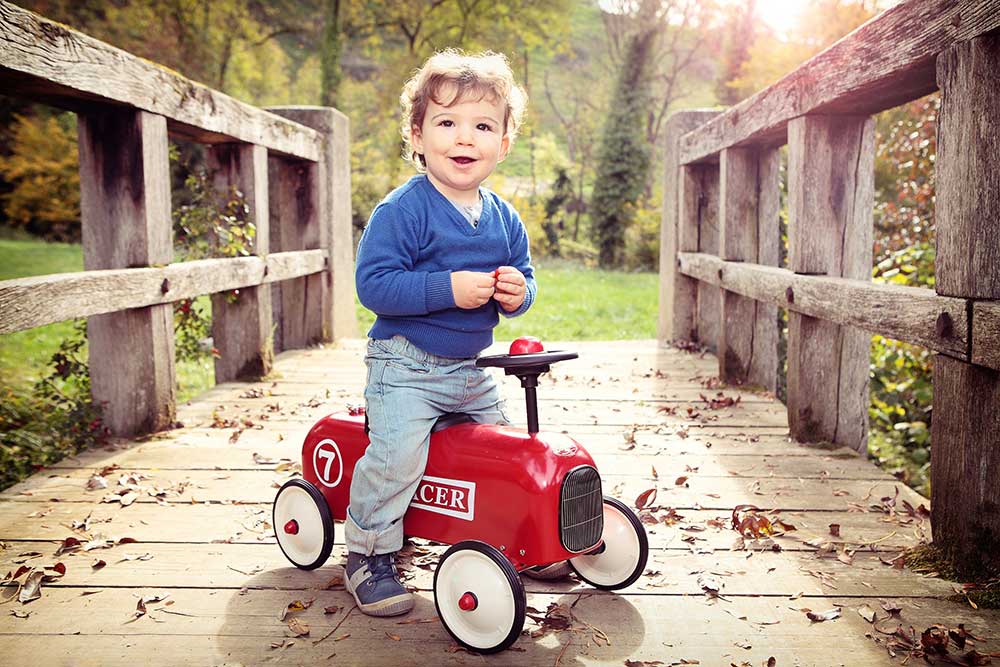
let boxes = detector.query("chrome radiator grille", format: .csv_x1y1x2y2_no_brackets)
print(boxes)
559,466,603,552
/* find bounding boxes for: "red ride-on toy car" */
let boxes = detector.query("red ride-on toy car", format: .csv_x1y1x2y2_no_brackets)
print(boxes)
273,337,648,654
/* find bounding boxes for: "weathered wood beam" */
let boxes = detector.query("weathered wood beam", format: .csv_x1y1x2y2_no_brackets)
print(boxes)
268,107,356,344
208,144,273,382
717,146,780,390
678,253,970,361
785,115,874,453
658,110,719,344
693,165,721,352
0,2,320,161
77,109,174,436
679,0,1000,165
266,154,321,351
972,302,1000,370
0,251,326,335
931,32,1000,577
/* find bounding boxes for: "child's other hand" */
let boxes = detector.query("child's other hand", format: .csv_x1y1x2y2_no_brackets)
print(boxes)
451,271,496,309
493,266,526,312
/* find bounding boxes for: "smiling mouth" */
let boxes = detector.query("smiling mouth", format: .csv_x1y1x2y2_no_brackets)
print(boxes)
450,156,476,165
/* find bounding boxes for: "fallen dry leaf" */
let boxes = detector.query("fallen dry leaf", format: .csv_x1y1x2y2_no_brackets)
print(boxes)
857,605,876,623
635,488,657,510
806,608,841,623
280,598,315,621
287,617,310,637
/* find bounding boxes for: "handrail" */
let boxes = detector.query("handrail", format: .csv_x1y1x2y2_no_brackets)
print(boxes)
676,252,971,360
0,250,326,334
660,0,1000,572
680,0,1000,165
0,1,320,161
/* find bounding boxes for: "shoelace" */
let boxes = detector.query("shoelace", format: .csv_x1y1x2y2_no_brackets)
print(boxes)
365,554,398,584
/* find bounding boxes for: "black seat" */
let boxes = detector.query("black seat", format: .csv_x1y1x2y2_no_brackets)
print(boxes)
432,412,475,433
365,412,475,434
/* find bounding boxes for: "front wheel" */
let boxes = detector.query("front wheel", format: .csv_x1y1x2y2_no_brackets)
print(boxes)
569,496,648,590
273,479,334,570
434,540,526,654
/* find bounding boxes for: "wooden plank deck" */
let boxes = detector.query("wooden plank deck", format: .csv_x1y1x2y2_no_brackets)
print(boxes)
1,339,998,666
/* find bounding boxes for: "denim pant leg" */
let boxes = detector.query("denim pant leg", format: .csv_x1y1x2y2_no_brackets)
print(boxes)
457,362,512,426
345,339,461,555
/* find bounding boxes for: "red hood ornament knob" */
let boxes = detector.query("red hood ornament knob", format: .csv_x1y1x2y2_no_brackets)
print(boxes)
509,336,544,355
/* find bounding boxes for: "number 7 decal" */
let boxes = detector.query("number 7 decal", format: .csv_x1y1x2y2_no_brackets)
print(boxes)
313,439,343,488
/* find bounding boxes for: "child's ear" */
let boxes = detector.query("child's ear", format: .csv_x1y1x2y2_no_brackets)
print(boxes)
410,125,424,153
498,134,511,162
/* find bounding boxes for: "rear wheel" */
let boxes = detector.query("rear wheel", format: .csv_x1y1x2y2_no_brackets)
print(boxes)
273,479,334,570
569,496,648,590
434,541,525,654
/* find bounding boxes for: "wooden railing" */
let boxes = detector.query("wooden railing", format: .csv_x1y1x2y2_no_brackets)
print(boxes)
659,0,1000,573
0,2,356,434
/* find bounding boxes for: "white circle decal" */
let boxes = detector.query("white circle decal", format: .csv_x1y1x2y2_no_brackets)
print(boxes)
313,438,343,488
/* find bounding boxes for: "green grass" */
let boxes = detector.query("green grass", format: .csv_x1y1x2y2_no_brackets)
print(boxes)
355,260,659,342
0,238,212,402
0,239,84,386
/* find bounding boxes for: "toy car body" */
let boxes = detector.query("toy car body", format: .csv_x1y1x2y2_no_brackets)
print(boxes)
273,340,648,653
300,415,605,570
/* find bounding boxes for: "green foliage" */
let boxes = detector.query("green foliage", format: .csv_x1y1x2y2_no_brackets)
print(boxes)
0,113,80,242
715,0,758,105
874,95,938,256
624,195,662,272
590,26,655,268
0,321,107,491
174,169,256,260
867,243,935,495
320,0,343,107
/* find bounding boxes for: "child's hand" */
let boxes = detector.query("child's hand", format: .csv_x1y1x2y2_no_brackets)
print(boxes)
451,271,497,309
493,266,526,312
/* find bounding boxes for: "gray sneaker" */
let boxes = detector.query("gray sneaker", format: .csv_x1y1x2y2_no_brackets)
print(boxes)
345,551,414,617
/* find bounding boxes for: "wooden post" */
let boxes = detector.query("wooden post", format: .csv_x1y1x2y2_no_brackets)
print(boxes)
77,109,175,436
786,114,874,453
694,166,721,353
659,110,719,345
207,143,272,381
931,33,1000,576
267,156,322,351
268,107,356,348
718,146,781,390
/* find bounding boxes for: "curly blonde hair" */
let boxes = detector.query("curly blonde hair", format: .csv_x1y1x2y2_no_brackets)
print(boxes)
400,49,527,170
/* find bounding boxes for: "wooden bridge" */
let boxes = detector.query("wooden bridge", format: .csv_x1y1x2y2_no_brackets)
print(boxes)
1,1,999,664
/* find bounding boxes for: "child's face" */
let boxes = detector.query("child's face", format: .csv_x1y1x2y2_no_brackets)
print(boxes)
411,91,510,204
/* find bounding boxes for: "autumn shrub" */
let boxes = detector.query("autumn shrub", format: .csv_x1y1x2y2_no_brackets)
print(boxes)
0,112,80,242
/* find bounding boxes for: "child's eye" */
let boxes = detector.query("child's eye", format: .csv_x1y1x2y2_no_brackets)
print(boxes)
438,120,454,127
476,123,494,132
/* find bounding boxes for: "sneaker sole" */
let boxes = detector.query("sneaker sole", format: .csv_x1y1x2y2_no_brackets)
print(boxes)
346,576,414,617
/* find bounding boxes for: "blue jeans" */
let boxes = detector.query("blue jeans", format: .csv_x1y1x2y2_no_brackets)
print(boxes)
344,336,510,555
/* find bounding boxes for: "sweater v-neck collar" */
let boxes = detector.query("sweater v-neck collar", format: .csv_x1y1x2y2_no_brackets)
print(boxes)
418,175,491,236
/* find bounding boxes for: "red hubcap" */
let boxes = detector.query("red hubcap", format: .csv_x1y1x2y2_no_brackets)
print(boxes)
458,592,478,611
283,519,299,535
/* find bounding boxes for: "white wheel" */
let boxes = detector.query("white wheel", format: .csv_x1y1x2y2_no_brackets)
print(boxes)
273,479,334,570
434,541,525,654
569,496,648,590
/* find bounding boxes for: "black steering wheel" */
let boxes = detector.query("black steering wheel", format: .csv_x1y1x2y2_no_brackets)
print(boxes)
476,350,578,370
476,350,577,434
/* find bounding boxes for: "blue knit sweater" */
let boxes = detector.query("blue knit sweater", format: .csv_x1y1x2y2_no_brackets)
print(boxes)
356,175,537,358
